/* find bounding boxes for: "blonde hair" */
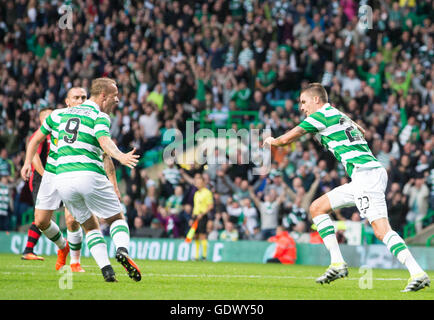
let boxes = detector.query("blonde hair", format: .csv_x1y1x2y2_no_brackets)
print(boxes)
301,83,328,103
90,78,116,97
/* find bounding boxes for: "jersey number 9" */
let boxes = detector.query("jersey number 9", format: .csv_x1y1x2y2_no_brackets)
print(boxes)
63,118,80,144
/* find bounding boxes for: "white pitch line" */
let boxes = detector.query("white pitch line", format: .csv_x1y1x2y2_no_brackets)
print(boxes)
10,265,46,269
145,273,409,281
0,270,410,281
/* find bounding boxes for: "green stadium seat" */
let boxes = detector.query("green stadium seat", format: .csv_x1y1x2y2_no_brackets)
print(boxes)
21,208,34,225
19,208,63,229
53,211,63,227
269,99,286,108
140,149,161,168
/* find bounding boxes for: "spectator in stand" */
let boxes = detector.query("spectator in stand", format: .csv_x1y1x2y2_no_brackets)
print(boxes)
320,61,335,94
0,149,13,177
219,221,239,241
156,205,180,238
376,140,394,171
239,197,259,240
386,67,413,99
282,194,309,232
285,172,321,214
403,174,430,233
238,40,254,69
289,221,311,243
274,63,294,100
248,185,285,240
250,90,272,114
159,158,181,198
266,226,296,264
0,175,13,230
207,101,229,129
264,169,286,195
122,194,138,232
208,211,225,241
341,69,362,98
138,103,161,152
390,154,414,188
256,62,277,101
356,58,384,97
230,78,252,110
387,191,408,236
225,197,243,226
212,167,232,205
222,169,250,202
292,16,311,48
165,185,184,216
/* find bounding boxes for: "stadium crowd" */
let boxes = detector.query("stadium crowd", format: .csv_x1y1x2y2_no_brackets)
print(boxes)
0,0,433,244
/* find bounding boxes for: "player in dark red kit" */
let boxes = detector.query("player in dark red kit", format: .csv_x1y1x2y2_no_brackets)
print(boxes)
21,108,53,260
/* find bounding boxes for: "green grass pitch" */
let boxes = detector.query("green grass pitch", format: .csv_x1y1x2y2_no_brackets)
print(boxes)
0,253,432,300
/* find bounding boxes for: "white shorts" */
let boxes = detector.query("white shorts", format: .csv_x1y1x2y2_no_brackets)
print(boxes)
326,166,388,223
54,172,122,224
35,172,62,211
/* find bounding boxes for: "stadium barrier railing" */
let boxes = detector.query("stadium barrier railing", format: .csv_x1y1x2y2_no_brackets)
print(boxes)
17,208,65,230
403,209,434,239
426,234,434,247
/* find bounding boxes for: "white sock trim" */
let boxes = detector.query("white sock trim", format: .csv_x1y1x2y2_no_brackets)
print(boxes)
43,221,66,249
109,219,130,251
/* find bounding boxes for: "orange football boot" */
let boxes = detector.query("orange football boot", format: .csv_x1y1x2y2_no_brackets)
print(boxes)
21,253,44,261
115,249,141,282
55,242,70,271
70,263,85,272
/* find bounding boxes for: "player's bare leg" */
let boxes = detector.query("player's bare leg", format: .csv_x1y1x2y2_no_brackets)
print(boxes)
81,215,116,282
34,209,69,270
105,213,141,282
65,209,85,272
371,218,430,292
309,195,348,284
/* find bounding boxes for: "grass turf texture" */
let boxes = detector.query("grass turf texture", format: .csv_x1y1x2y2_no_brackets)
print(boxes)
0,253,432,300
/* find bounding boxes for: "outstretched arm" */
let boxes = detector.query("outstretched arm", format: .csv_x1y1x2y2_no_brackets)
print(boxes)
263,126,307,148
248,186,262,210
277,192,286,205
97,136,139,168
222,174,237,191
180,168,195,185
283,182,296,201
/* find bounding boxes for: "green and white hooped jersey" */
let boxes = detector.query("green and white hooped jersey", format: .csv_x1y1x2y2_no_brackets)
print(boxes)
298,103,382,177
55,100,111,176
40,108,68,174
